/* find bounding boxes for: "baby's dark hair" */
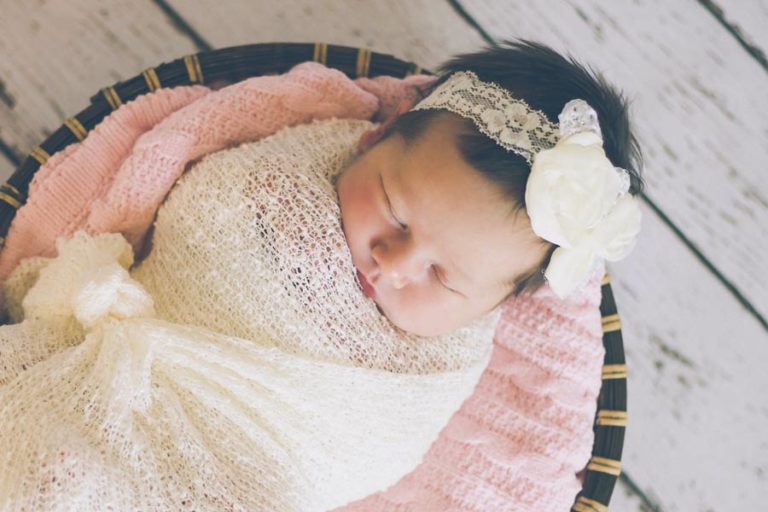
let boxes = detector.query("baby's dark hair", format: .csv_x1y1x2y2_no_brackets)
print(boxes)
379,38,646,304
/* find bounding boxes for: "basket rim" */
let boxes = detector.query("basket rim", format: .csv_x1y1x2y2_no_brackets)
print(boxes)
0,41,627,511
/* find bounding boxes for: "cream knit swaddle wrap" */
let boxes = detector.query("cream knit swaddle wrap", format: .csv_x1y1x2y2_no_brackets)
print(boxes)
0,118,501,511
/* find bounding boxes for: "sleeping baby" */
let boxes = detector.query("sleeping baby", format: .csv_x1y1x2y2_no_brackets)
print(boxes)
0,40,642,511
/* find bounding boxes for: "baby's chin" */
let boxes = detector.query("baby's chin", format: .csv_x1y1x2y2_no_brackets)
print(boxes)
368,295,405,332
377,301,449,338
365,289,389,320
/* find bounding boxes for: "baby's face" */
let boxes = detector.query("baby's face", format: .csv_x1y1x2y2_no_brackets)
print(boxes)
335,113,549,337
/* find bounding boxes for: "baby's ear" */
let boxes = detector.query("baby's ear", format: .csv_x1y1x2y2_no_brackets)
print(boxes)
357,128,382,153
358,98,415,152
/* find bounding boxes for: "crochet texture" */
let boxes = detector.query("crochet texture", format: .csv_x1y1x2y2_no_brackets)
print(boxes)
0,61,605,511
0,118,501,511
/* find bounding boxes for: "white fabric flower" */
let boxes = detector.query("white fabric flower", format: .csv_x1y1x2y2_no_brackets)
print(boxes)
525,131,642,299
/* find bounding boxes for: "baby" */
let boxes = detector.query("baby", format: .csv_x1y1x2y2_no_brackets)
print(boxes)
0,39,645,511
336,38,645,337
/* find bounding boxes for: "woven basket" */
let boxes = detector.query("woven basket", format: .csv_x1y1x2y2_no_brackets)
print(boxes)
0,42,627,512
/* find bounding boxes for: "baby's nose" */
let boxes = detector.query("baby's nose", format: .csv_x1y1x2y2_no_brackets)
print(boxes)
389,270,410,289
373,239,429,289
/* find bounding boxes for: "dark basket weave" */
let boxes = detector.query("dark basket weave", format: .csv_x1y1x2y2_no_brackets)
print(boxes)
0,42,627,512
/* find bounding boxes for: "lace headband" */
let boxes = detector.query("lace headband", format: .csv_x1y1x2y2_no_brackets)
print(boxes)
410,71,642,299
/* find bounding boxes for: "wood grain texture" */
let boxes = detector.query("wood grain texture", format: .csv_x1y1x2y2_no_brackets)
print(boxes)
0,0,199,166
164,0,488,72
0,156,14,184
607,483,659,512
609,202,768,510
459,0,768,323
714,0,768,64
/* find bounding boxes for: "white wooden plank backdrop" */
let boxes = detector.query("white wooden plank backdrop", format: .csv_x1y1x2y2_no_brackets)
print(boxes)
0,156,12,181
1,1,766,510
713,0,768,62
167,0,489,71
0,0,197,161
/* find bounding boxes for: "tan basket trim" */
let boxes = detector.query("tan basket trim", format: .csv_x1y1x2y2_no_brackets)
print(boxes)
183,54,203,83
313,42,328,65
0,191,21,209
142,67,161,92
405,65,422,77
573,495,609,512
30,146,51,165
587,455,622,476
596,409,628,427
602,313,622,332
101,86,123,110
356,48,371,77
63,117,88,141
602,364,628,379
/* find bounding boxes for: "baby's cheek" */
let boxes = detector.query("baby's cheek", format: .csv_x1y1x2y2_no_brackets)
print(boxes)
341,202,367,253
381,294,414,330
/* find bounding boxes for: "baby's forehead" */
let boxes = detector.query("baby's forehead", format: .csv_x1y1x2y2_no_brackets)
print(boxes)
393,112,473,165
409,117,485,183
419,110,471,139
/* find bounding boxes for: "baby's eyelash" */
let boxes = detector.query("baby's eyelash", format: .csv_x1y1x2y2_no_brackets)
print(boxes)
391,210,407,230
432,266,445,285
381,174,408,230
432,266,458,293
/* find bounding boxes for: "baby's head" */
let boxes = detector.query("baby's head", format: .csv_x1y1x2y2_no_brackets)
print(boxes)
335,39,645,337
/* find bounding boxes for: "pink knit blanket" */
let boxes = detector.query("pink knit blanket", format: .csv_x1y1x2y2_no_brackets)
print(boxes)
0,61,605,511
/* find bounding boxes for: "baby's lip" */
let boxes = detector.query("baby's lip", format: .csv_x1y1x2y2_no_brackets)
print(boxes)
356,269,377,299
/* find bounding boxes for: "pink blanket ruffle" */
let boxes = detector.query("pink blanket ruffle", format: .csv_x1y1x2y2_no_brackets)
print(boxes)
0,61,604,512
